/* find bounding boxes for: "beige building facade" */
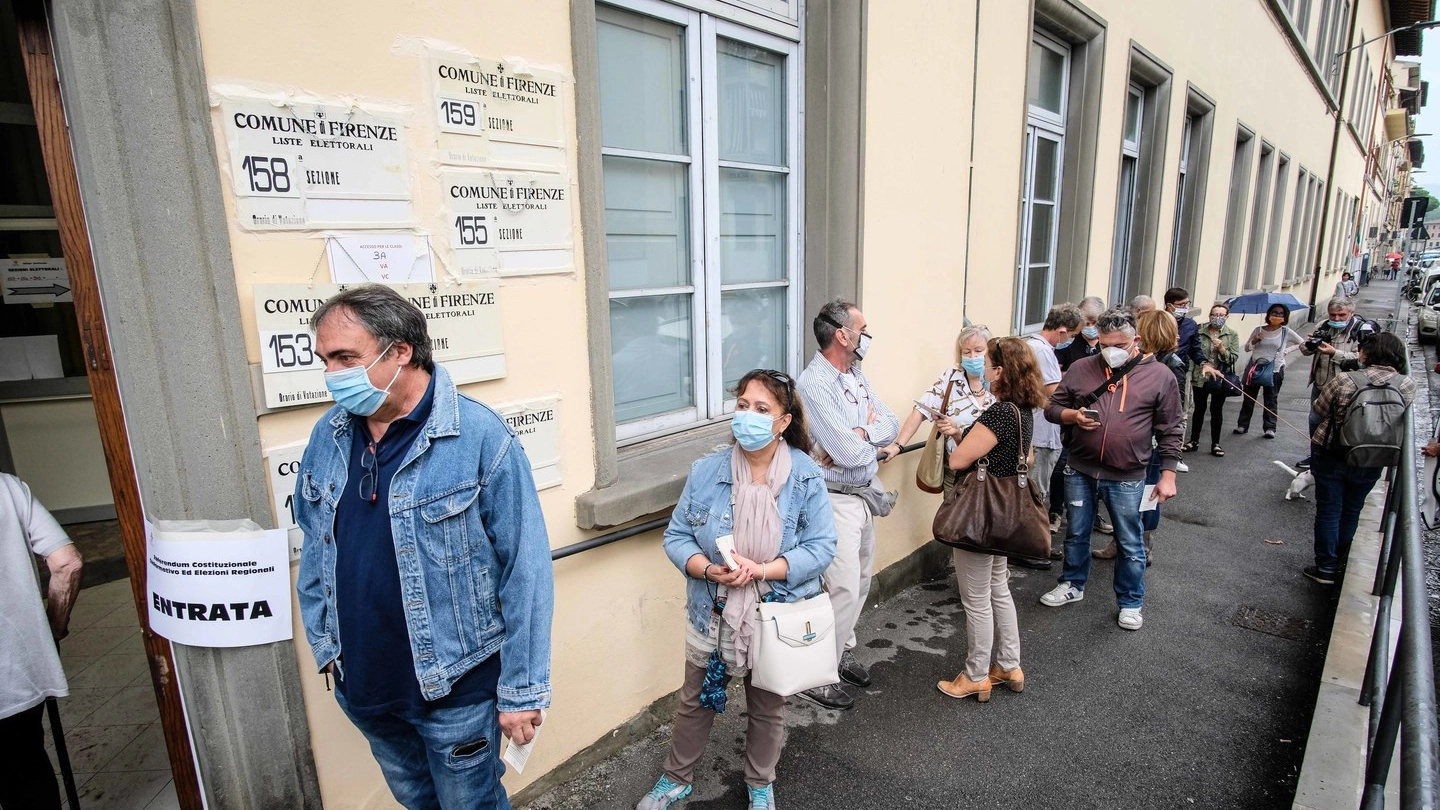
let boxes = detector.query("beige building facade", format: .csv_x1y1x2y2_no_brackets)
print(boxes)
0,0,1429,807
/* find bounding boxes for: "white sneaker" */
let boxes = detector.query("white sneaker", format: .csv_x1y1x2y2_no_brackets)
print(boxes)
1176,461,1190,473
1118,608,1143,630
1040,583,1084,607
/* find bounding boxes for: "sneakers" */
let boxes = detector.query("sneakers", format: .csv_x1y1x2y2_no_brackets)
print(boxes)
1093,517,1114,535
1049,513,1063,533
1263,430,1276,439
1296,457,1312,471
1303,565,1337,585
1176,461,1190,473
838,650,870,687
796,682,854,710
637,775,692,810
1040,583,1084,606
747,784,776,809
1117,608,1143,631
1092,540,1117,560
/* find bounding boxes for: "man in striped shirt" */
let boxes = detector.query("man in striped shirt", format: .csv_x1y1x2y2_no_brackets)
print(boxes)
795,300,900,710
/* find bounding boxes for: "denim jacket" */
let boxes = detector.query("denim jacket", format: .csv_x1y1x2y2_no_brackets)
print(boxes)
295,365,553,712
664,446,838,633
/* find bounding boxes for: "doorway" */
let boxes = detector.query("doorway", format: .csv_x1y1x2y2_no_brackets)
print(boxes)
2,2,200,807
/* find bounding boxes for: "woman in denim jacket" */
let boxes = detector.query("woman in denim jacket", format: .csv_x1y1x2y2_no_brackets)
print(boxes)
638,370,837,810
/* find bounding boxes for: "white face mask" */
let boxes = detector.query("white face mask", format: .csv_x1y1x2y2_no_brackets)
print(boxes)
1100,346,1132,369
1170,306,1190,320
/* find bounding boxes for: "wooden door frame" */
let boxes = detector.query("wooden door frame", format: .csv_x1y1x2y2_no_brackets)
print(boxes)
14,3,204,808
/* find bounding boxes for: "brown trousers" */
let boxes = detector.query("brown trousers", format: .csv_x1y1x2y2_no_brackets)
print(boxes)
663,661,787,788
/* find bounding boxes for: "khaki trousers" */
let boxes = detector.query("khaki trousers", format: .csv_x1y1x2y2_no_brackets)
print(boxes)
952,548,1021,681
823,492,875,658
663,662,787,788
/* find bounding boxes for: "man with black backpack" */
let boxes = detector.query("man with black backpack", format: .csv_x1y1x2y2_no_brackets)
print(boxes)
1305,332,1415,584
1296,295,1376,470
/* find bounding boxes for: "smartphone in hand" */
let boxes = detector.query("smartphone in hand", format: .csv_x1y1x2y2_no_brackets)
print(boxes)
715,534,739,569
1080,408,1101,423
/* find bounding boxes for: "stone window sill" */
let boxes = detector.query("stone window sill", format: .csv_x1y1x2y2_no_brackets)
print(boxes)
574,423,731,530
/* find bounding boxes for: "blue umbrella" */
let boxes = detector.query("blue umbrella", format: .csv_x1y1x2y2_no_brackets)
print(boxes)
1224,291,1308,314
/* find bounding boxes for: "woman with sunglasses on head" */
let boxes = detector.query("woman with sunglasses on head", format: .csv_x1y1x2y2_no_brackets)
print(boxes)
893,325,997,491
638,370,838,810
1234,303,1305,439
936,337,1047,702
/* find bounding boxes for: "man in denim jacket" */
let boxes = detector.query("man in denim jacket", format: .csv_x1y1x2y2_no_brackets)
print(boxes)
295,285,552,810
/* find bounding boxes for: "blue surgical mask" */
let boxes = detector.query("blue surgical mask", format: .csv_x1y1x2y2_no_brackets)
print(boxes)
1328,319,1349,329
324,342,402,417
1056,338,1075,350
1082,326,1099,340
961,357,986,377
731,410,779,451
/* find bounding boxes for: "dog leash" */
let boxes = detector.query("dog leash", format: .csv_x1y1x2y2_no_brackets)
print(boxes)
1213,373,1312,442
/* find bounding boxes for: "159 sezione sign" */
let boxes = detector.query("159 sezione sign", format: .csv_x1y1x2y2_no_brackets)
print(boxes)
253,281,505,409
222,98,413,230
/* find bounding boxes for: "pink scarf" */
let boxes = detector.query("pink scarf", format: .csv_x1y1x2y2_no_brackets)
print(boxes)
723,441,790,669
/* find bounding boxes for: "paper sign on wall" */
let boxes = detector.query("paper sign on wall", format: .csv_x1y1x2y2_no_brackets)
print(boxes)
146,522,292,648
3,258,72,304
220,98,413,230
327,235,435,284
432,58,565,169
495,395,561,490
264,443,307,560
442,169,573,277
252,281,505,409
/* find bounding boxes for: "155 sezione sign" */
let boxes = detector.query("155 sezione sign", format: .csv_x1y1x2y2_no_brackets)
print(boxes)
443,168,573,276
253,281,505,409
221,98,413,230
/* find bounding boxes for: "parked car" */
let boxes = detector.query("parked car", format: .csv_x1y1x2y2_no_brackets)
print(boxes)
1418,286,1440,344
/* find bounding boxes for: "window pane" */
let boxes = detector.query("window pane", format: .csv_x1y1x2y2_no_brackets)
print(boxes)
1027,42,1065,116
1028,202,1054,265
1032,136,1060,202
603,156,690,290
611,295,694,422
718,39,785,165
1025,265,1052,326
1124,90,1142,145
721,287,786,392
720,168,785,283
597,8,687,155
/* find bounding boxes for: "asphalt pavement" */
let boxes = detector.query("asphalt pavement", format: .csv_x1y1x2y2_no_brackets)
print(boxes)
521,285,1407,810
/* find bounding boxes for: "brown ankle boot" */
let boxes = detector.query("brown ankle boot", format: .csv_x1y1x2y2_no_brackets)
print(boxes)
987,663,1025,693
1092,540,1118,560
937,672,991,702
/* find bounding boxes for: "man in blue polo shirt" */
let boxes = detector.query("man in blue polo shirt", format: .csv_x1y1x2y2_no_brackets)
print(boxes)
295,285,553,810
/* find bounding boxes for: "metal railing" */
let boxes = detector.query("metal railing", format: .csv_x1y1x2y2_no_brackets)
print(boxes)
1357,414,1440,809
550,440,926,561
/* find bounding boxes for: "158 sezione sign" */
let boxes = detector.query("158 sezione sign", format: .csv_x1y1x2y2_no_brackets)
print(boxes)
221,98,412,230
443,168,573,276
432,58,565,169
253,281,505,409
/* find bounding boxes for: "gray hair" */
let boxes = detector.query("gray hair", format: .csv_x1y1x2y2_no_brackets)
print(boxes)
813,299,858,349
1043,303,1084,331
311,284,435,371
954,324,994,365
1131,294,1156,312
1079,296,1106,320
1097,307,1137,338
1326,295,1356,312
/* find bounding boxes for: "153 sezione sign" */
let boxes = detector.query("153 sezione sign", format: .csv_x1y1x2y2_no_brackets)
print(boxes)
253,281,505,409
221,98,413,230
443,168,573,276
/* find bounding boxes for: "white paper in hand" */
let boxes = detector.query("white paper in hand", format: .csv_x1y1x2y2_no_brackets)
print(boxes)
1140,485,1160,512
502,710,546,774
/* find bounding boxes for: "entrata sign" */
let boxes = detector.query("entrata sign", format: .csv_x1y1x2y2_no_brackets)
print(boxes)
147,523,292,647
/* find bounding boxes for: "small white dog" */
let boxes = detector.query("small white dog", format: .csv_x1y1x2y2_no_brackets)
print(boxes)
1274,460,1315,500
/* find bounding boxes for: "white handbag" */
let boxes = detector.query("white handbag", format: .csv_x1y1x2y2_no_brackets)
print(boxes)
749,591,839,697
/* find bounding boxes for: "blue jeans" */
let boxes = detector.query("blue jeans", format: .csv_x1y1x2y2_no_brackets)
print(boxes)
1311,452,1384,574
335,687,510,810
1061,468,1147,608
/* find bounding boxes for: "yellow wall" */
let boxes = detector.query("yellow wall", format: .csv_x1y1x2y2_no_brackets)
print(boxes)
189,0,1392,805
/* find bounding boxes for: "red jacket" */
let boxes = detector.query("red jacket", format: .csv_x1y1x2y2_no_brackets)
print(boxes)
1043,354,1183,481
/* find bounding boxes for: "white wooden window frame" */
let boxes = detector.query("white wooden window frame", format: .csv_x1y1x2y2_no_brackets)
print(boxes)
1167,114,1193,285
1111,83,1144,302
601,0,802,444
1017,31,1070,334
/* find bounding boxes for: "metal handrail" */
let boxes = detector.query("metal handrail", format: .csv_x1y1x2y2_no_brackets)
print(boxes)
550,440,927,561
1357,414,1440,808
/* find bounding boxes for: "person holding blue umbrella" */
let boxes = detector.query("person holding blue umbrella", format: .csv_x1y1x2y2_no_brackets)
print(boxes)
1234,303,1305,438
